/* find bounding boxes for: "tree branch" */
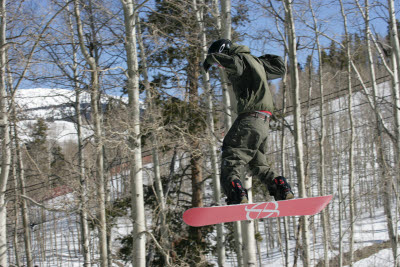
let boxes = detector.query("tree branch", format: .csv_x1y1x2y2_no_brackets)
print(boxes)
20,194,78,213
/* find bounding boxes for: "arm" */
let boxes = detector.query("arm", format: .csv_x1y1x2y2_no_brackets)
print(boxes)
203,53,245,76
258,54,286,80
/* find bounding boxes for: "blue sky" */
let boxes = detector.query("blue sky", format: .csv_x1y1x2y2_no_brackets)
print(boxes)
17,0,399,97
234,0,395,66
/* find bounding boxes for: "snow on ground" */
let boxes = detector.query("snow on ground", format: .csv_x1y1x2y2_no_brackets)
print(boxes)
8,84,399,266
253,203,399,267
10,158,399,266
347,249,394,267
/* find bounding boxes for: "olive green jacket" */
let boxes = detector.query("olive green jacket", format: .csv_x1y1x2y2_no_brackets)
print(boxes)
205,44,285,114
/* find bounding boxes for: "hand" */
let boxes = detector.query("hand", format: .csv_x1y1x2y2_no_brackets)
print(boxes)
203,60,211,72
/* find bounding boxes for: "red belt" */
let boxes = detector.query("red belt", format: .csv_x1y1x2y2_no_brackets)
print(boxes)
257,110,272,116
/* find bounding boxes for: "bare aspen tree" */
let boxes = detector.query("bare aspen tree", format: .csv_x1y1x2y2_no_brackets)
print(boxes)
70,23,92,267
136,14,170,265
11,166,21,267
241,176,257,267
280,61,290,267
74,38,92,267
74,0,109,266
0,0,10,265
282,0,310,266
356,1,399,264
42,0,98,262
12,115,33,267
212,0,234,127
212,0,244,265
313,3,394,142
120,1,146,266
308,1,329,265
194,0,226,265
6,54,34,266
34,2,93,263
338,0,356,265
387,0,400,262
376,0,400,176
268,12,291,266
338,158,343,267
387,0,400,86
219,0,234,124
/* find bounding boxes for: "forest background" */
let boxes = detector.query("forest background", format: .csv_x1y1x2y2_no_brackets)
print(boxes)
0,0,399,266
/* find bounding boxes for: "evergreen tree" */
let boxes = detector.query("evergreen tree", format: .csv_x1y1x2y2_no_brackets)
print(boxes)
50,144,66,183
353,33,367,66
328,39,337,67
142,1,248,265
320,49,330,66
24,118,51,189
26,118,49,166
27,118,48,149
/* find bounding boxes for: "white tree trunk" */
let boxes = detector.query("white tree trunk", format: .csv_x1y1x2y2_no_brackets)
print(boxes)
0,0,10,265
120,1,146,266
76,90,91,267
74,1,108,266
194,0,226,265
213,0,243,265
387,3,400,265
282,1,310,265
11,165,21,267
338,172,343,267
214,0,234,125
280,59,290,267
13,127,33,267
339,1,355,265
388,0,400,85
309,1,330,265
359,1,398,264
6,53,33,267
136,14,170,265
242,176,257,267
64,7,92,264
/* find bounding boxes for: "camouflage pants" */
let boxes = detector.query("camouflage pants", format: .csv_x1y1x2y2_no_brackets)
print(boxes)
220,113,275,197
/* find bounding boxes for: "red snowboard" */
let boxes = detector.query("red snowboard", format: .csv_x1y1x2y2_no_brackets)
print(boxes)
183,195,332,227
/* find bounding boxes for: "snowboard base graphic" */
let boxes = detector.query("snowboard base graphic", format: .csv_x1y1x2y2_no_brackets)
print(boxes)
183,195,332,227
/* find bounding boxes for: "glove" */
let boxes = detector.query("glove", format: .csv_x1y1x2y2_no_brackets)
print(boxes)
203,54,216,73
203,60,211,73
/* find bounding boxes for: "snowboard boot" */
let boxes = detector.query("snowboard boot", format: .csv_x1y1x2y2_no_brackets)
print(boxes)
267,176,294,201
226,179,248,205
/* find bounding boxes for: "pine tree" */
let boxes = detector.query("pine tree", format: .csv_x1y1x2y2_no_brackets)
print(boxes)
50,144,66,182
25,118,50,176
146,1,209,264
28,118,48,148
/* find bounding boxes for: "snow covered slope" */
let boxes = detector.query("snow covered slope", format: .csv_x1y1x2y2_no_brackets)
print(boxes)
14,88,127,143
15,88,89,120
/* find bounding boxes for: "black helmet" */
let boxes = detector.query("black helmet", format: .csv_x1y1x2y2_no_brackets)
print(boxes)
208,39,232,54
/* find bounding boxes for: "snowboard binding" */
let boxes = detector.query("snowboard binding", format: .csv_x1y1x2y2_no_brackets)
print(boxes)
267,176,294,201
226,179,248,205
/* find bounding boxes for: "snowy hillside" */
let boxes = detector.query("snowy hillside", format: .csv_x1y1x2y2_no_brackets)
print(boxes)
16,88,90,120
14,88,128,143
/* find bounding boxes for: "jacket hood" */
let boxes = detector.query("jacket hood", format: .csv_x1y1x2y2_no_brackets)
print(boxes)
230,44,250,54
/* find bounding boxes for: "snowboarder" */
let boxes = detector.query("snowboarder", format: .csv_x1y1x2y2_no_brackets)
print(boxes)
203,39,294,205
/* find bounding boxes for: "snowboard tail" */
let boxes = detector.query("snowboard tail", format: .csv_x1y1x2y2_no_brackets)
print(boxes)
183,195,332,227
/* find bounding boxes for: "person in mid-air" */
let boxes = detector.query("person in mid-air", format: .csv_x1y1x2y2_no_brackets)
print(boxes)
203,39,294,204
